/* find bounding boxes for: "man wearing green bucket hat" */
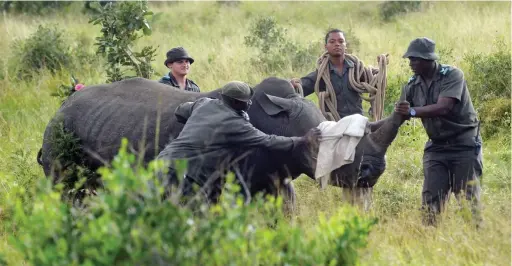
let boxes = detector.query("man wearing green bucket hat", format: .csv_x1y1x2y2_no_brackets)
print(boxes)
395,37,483,227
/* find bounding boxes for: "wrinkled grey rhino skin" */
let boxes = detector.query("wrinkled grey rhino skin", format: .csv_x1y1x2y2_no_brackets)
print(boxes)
39,77,405,206
39,77,323,199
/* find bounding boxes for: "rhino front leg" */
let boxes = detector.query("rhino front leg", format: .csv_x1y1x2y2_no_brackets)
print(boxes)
279,179,297,216
359,187,373,212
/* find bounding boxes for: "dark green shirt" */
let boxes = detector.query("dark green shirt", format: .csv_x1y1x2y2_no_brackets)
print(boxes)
400,63,479,142
300,59,363,119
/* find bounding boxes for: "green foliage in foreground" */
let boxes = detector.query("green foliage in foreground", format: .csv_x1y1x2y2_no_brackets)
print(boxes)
2,139,376,266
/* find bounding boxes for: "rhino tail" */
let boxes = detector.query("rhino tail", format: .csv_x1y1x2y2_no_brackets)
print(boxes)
37,147,43,166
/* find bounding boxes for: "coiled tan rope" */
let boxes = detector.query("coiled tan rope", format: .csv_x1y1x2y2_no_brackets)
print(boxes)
312,52,388,121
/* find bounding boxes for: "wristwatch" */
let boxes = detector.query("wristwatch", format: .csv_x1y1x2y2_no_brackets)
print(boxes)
409,108,416,117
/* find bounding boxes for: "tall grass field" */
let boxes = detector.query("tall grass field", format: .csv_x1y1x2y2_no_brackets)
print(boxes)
0,1,510,265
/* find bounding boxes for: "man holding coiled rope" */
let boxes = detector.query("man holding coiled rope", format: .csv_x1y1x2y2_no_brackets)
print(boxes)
291,28,388,122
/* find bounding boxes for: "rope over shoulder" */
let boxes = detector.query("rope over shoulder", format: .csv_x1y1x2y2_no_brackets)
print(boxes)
311,52,388,121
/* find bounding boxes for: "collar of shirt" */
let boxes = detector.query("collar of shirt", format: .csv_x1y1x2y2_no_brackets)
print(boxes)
328,58,354,75
220,101,251,121
412,62,442,86
166,72,191,89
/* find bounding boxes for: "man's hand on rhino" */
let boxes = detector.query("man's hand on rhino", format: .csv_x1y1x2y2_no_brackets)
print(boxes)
303,127,322,148
395,101,411,115
290,78,301,89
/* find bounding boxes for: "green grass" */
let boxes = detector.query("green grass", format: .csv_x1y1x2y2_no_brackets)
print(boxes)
0,1,510,265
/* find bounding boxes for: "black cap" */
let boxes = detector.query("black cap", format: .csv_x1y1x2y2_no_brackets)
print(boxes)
164,47,195,66
220,81,254,102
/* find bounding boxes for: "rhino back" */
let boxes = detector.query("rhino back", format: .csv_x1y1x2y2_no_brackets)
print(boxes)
43,78,203,172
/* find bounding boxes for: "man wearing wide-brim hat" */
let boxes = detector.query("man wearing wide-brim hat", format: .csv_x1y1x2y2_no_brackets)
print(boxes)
394,37,483,227
159,47,201,92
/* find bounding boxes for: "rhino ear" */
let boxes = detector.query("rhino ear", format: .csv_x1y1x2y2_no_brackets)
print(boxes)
256,93,294,116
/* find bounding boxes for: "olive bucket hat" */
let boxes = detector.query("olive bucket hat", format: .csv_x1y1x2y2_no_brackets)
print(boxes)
220,81,254,102
164,47,195,66
402,37,439,60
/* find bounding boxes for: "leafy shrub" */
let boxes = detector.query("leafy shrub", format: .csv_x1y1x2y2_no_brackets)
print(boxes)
465,38,511,102
82,1,113,14
244,16,321,75
50,76,81,101
383,71,409,115
381,59,411,115
4,138,377,266
477,98,510,140
0,1,74,15
88,0,157,83
45,117,101,203
464,37,511,139
10,24,73,80
379,1,422,22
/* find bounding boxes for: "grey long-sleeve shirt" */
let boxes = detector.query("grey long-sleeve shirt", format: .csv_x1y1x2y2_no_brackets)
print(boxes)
157,98,303,184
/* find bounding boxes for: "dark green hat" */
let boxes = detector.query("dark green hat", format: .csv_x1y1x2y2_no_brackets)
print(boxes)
402,37,439,60
164,47,195,66
220,81,254,102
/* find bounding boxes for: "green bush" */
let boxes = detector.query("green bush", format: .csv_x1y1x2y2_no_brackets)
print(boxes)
10,24,73,80
88,0,157,83
4,138,377,266
0,1,74,15
383,71,409,115
477,98,510,140
244,16,321,75
464,37,511,139
465,37,511,103
379,1,422,22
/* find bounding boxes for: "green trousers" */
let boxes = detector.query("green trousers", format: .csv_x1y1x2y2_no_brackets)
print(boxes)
421,138,483,225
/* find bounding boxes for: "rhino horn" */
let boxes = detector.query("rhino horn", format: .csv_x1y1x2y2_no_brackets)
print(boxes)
367,112,407,153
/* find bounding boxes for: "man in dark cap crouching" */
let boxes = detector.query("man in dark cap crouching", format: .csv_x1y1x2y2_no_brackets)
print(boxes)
157,81,321,203
394,37,483,227
159,47,201,92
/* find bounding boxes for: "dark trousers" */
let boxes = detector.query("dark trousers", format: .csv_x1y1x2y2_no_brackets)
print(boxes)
162,165,225,205
421,142,483,225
